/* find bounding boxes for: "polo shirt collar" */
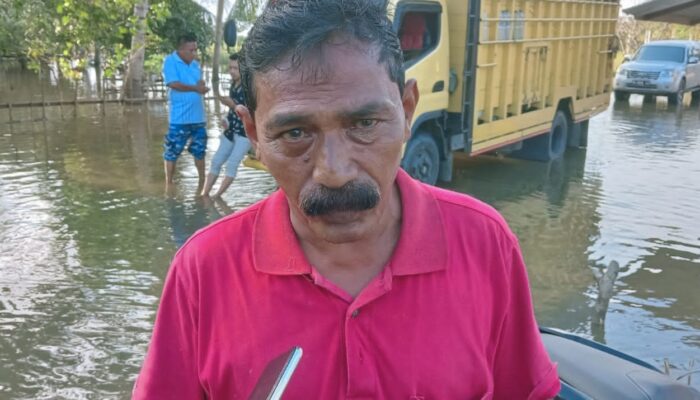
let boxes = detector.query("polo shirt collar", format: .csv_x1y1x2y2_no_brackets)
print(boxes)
252,169,447,276
172,51,196,67
172,51,185,64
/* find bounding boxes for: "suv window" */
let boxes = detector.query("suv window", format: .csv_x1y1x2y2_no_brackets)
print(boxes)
636,46,686,63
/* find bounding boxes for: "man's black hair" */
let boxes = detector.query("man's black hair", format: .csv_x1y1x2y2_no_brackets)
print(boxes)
229,53,239,61
177,33,198,48
239,0,404,112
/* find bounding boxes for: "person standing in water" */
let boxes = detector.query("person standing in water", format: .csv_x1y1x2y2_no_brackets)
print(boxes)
201,53,250,198
162,33,209,190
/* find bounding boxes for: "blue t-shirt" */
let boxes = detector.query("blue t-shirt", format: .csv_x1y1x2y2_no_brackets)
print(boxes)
162,52,206,124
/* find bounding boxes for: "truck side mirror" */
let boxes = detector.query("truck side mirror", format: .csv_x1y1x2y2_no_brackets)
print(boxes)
689,56,699,65
623,55,631,63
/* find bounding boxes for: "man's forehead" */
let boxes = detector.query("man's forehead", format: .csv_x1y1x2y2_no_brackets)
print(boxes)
262,38,385,83
259,44,391,94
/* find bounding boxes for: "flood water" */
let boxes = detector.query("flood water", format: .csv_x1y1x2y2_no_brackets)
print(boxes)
1,65,700,398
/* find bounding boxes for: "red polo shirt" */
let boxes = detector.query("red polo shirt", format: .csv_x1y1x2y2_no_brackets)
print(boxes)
134,170,560,399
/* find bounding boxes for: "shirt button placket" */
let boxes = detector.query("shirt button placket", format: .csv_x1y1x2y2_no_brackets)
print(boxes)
345,307,374,399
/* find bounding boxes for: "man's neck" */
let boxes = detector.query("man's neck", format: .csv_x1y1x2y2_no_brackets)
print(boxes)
176,51,192,65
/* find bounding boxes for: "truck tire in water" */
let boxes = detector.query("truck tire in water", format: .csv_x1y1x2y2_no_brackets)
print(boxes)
401,133,440,185
567,119,589,148
512,110,569,162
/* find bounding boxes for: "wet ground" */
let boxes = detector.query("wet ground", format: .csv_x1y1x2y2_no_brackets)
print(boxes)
1,66,700,397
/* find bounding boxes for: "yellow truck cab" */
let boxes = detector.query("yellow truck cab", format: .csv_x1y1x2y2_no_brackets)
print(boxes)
392,0,620,184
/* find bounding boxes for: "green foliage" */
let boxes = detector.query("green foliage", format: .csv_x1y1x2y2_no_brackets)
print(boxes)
618,15,700,58
0,0,213,79
0,0,28,57
230,0,264,25
229,0,265,39
148,0,214,62
143,53,164,75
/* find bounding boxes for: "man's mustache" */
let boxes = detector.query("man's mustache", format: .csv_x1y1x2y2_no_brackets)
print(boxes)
300,181,380,216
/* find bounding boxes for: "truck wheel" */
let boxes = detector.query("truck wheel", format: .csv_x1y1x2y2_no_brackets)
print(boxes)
512,110,569,162
567,120,589,148
401,133,440,185
614,91,629,102
668,79,685,105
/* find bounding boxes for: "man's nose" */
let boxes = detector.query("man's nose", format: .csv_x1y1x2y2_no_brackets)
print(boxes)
312,133,357,189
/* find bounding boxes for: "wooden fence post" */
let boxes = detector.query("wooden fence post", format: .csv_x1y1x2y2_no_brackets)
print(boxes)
40,71,47,120
73,81,78,118
59,89,64,120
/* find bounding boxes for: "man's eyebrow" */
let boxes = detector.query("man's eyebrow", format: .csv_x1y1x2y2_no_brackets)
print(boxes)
264,100,396,131
342,100,396,119
265,113,312,131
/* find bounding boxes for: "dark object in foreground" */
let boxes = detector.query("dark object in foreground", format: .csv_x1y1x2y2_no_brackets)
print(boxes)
542,328,700,400
224,19,237,48
248,346,303,400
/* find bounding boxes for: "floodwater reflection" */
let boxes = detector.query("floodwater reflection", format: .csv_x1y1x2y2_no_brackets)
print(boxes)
443,96,700,386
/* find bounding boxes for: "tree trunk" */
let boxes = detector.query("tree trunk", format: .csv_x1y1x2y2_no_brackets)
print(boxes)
95,46,102,96
123,0,149,99
211,0,226,98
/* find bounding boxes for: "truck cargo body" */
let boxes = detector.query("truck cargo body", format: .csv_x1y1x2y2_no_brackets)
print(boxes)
393,0,620,184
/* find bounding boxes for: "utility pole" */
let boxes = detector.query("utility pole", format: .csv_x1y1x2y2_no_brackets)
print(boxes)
123,0,149,99
211,0,226,99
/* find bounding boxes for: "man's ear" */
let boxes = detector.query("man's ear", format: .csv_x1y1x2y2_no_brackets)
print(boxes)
401,79,419,142
236,105,261,159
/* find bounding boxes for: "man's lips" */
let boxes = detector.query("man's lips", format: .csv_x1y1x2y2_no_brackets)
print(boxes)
308,209,367,224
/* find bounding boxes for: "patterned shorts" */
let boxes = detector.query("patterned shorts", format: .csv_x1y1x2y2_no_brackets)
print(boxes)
163,123,207,161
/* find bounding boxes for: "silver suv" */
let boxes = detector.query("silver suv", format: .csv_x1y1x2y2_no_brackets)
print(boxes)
614,40,700,104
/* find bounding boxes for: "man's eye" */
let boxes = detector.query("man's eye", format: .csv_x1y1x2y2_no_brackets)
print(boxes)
280,129,306,141
353,119,378,129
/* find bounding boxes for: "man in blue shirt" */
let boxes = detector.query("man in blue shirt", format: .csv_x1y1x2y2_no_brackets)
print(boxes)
162,33,209,190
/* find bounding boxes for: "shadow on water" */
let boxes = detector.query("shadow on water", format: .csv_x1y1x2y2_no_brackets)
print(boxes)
165,193,235,248
446,147,588,207
443,149,605,335
442,96,700,382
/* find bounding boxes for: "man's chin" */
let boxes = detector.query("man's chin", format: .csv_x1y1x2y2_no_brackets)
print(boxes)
307,214,371,244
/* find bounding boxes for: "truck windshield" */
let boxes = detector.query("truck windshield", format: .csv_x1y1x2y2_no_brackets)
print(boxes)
636,46,686,63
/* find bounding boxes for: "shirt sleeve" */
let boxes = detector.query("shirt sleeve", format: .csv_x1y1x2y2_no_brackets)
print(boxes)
492,240,561,400
132,253,203,400
162,55,178,86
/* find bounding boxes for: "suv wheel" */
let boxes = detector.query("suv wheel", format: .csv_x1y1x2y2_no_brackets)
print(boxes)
691,89,700,102
668,79,685,105
614,91,629,102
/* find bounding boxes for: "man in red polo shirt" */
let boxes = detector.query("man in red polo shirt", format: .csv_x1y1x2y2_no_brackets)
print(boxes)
133,0,560,398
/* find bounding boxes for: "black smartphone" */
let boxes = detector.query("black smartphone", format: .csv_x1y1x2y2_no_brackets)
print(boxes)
248,346,303,400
